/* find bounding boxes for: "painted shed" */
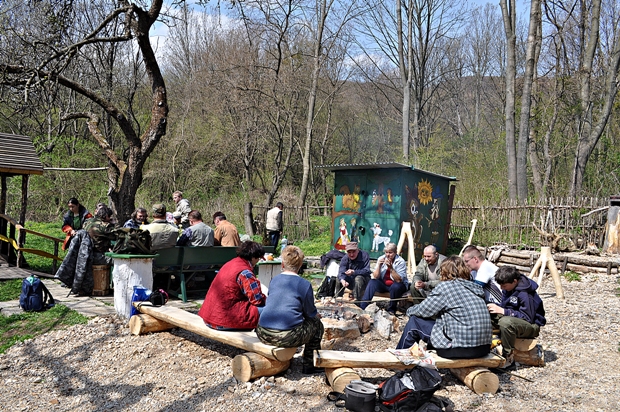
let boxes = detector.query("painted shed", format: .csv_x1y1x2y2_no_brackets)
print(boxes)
320,163,457,260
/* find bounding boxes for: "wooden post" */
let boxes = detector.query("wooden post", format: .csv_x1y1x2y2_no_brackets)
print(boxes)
602,206,620,254
325,367,361,393
129,314,175,335
449,367,499,394
231,352,290,382
529,246,564,299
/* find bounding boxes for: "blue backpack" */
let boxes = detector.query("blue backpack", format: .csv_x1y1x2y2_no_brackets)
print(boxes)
19,276,55,312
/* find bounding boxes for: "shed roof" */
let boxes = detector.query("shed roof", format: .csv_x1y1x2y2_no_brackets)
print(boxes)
315,162,457,181
0,133,44,176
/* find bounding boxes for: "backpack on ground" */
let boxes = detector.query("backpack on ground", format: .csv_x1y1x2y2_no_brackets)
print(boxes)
377,367,442,412
19,275,55,312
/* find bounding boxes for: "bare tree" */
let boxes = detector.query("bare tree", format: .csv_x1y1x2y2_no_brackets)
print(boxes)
0,0,172,222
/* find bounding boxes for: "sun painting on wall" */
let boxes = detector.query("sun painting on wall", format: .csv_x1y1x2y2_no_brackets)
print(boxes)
417,179,433,205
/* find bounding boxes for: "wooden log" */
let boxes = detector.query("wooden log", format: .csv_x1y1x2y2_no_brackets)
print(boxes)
560,262,618,274
133,303,298,361
496,262,531,274
449,367,499,394
513,345,545,367
495,255,532,267
514,338,537,352
554,253,619,268
231,352,291,382
500,250,539,259
325,367,361,393
314,350,504,369
129,314,175,335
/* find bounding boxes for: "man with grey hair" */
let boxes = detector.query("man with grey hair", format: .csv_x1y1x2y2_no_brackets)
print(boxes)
360,243,408,314
411,245,446,302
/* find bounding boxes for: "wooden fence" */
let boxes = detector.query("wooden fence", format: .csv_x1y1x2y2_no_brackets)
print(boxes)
449,197,610,250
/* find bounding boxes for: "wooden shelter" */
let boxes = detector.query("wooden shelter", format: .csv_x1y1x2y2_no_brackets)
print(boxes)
0,132,44,264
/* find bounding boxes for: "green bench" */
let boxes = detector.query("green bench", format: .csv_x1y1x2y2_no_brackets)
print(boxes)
153,245,275,302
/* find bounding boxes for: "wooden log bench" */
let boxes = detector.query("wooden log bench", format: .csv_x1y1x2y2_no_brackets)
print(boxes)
315,350,505,394
131,303,296,382
153,245,274,302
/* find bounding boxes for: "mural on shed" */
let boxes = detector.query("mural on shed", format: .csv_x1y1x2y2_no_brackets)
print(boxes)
330,165,455,260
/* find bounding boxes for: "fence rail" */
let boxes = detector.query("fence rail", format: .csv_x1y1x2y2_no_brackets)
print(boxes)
0,213,63,273
449,197,610,249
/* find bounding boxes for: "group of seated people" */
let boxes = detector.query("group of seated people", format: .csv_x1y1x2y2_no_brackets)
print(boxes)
335,242,545,367
55,194,243,295
198,241,324,374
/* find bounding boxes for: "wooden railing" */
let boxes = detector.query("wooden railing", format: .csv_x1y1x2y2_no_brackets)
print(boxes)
0,213,63,274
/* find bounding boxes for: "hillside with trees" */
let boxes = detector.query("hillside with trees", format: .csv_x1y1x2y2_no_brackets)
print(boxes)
0,0,618,224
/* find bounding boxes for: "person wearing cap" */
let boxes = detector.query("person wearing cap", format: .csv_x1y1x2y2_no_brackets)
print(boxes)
172,191,191,229
212,211,241,246
140,204,179,251
360,242,408,314
338,242,371,304
176,210,214,247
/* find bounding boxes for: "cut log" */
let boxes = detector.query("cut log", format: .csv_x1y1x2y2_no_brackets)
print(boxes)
231,352,290,382
514,338,537,352
314,350,504,369
129,314,175,335
449,367,499,394
325,367,361,393
133,303,297,361
513,344,545,367
495,256,532,267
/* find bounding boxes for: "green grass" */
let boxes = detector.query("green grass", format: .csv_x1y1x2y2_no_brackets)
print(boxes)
21,221,66,274
0,279,23,301
295,215,332,256
563,271,581,282
0,304,88,354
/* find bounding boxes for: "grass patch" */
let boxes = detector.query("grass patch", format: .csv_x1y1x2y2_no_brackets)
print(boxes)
21,221,66,274
295,215,332,256
0,279,23,301
0,304,88,354
563,271,581,282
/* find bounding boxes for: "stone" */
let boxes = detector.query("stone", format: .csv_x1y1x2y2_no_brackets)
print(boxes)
321,318,361,341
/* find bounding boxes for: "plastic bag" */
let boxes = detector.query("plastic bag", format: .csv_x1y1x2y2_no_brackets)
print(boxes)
130,285,150,317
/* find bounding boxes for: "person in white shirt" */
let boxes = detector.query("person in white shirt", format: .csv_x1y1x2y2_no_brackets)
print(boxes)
462,245,502,304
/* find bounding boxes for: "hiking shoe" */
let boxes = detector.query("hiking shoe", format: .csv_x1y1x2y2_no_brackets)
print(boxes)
499,353,514,369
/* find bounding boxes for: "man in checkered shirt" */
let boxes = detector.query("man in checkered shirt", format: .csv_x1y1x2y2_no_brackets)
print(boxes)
396,256,492,359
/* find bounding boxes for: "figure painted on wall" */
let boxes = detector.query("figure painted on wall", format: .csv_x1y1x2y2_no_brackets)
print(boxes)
350,217,359,243
371,187,385,214
417,179,433,206
334,217,350,250
371,223,393,252
341,184,361,211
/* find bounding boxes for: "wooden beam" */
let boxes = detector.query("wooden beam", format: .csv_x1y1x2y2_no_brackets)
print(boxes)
314,350,504,369
133,303,297,362
325,367,361,393
231,352,290,382
450,367,499,394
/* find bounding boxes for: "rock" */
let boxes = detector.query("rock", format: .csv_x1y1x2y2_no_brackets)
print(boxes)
357,314,373,333
373,310,393,338
321,318,361,340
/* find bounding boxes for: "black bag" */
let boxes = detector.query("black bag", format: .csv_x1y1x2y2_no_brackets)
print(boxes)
149,289,169,306
327,381,377,412
111,228,152,255
377,368,442,412
316,276,343,298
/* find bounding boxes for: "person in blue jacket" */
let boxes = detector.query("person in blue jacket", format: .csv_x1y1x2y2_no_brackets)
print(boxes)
487,265,546,368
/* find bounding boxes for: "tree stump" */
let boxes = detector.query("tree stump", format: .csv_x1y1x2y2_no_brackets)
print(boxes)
450,367,499,394
128,314,174,335
325,367,361,393
231,352,290,382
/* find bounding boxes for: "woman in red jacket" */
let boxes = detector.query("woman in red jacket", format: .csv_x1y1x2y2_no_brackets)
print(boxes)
198,241,266,330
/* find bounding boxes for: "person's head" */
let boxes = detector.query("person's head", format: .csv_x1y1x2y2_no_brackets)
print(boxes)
237,241,265,265
172,191,183,204
439,256,472,281
383,243,397,260
462,245,484,271
281,245,304,273
67,198,80,214
345,241,359,260
423,245,439,265
132,207,148,223
212,211,226,225
95,205,113,221
152,203,166,219
494,265,521,292
276,202,283,210
95,202,107,213
188,210,202,225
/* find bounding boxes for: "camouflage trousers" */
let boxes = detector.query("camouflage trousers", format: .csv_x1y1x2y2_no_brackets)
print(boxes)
256,316,324,366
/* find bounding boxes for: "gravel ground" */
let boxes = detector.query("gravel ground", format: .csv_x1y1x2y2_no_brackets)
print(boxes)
1,272,619,412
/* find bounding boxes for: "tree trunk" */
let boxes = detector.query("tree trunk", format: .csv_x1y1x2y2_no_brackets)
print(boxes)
500,0,517,201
